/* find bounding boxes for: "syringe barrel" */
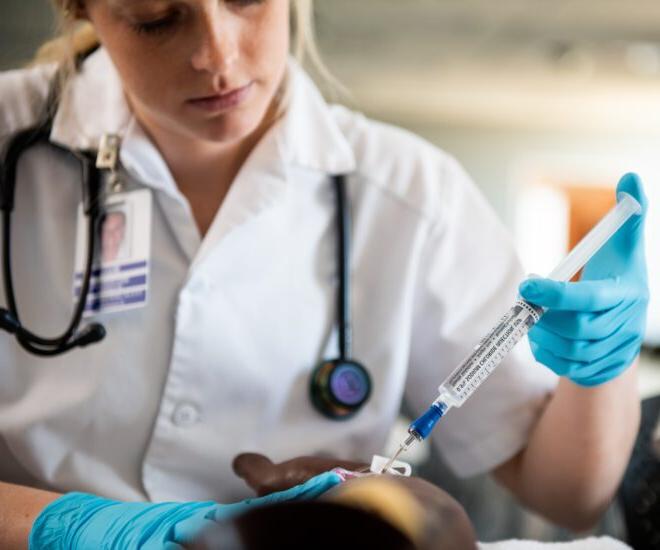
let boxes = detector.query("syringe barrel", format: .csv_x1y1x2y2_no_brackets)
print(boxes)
438,300,543,408
548,192,641,282
433,193,641,412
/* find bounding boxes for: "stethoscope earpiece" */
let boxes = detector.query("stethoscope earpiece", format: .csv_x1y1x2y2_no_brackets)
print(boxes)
75,323,106,347
310,359,372,420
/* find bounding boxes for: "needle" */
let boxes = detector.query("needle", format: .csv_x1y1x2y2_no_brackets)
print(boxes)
380,447,403,474
379,432,418,473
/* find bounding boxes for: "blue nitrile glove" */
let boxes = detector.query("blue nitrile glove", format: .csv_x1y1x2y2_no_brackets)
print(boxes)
519,173,648,387
29,471,342,550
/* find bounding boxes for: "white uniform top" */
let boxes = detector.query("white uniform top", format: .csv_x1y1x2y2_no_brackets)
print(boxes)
0,48,557,503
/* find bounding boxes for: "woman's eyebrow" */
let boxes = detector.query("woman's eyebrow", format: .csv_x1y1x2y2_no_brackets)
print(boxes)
108,0,185,15
108,0,176,8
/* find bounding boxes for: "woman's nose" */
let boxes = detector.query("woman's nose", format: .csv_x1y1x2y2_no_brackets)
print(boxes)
190,9,239,74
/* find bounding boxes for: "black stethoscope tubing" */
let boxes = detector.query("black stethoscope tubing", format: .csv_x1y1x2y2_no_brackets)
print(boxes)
0,134,371,412
309,175,372,419
0,50,372,416
0,122,106,355
333,173,351,361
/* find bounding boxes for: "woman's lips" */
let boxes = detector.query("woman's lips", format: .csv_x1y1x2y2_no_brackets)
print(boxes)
186,82,253,113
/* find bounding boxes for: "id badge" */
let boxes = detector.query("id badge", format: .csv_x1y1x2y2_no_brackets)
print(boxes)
73,189,152,317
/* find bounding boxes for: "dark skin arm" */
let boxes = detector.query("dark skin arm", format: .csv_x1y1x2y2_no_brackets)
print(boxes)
232,453,366,496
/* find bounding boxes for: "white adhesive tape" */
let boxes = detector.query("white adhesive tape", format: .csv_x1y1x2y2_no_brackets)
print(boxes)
370,455,412,477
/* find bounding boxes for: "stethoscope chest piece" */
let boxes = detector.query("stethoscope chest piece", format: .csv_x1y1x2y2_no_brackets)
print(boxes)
308,174,372,420
310,359,372,420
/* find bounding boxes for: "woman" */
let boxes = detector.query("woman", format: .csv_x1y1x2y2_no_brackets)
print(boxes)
0,0,648,547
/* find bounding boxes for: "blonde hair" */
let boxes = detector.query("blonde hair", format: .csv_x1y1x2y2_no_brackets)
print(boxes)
34,0,343,98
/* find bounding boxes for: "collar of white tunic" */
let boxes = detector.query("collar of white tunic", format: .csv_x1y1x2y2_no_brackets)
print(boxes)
48,47,356,187
47,47,357,266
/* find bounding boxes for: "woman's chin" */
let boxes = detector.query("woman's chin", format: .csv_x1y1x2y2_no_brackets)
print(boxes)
189,113,267,145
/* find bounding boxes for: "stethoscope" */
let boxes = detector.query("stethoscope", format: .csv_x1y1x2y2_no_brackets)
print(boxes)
0,79,106,356
308,174,372,419
0,57,372,419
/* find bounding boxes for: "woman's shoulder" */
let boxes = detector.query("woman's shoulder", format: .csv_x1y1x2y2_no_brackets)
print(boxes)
329,103,469,220
0,63,57,140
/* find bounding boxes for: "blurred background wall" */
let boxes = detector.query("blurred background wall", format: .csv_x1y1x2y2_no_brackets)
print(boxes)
4,3,660,343
0,1,54,69
3,0,660,544
314,0,660,346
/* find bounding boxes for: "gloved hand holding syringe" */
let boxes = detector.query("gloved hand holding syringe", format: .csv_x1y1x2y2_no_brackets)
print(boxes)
382,190,643,472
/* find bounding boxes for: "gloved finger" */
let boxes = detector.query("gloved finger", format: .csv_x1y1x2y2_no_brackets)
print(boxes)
233,453,365,497
232,453,277,495
589,174,647,263
519,277,630,312
210,501,250,521
254,471,343,504
276,456,367,488
530,343,586,377
573,363,631,387
582,175,647,281
531,337,638,382
170,514,219,546
528,319,642,363
570,342,638,387
614,173,648,249
532,298,641,340
210,471,343,522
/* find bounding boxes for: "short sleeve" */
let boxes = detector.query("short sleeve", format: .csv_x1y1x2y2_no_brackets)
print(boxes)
0,64,55,144
405,155,558,478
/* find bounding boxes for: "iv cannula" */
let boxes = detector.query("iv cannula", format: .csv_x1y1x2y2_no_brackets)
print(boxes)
381,192,642,473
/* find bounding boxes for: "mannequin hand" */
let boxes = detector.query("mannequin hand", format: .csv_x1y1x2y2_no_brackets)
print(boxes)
218,470,342,516
519,173,648,387
233,453,365,496
29,473,342,549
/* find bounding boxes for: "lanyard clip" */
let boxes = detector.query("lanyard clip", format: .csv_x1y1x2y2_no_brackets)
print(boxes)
96,133,123,193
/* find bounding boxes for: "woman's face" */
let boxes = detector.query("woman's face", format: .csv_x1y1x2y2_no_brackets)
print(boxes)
85,0,290,144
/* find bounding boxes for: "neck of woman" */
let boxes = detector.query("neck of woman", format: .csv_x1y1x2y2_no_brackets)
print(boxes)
132,104,279,238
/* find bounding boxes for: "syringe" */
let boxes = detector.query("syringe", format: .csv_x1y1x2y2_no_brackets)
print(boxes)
382,192,642,472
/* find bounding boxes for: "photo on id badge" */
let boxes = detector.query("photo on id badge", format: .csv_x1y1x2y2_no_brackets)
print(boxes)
100,204,131,264
73,189,152,317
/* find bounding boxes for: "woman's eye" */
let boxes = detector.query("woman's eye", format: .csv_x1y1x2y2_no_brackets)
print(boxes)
132,13,180,36
227,0,266,6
